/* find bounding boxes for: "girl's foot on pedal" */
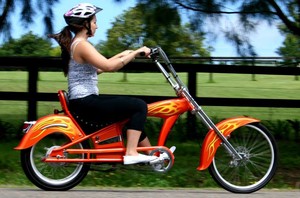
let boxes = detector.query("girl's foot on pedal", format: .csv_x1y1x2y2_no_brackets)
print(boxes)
161,146,176,159
123,154,158,165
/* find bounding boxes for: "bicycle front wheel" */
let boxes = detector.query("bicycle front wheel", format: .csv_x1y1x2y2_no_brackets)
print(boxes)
208,123,278,193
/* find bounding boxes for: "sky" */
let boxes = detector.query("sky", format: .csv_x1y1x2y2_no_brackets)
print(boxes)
9,0,284,57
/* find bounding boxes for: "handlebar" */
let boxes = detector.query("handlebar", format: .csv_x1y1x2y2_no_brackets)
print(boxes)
150,47,160,58
139,47,160,58
139,51,146,56
138,47,160,59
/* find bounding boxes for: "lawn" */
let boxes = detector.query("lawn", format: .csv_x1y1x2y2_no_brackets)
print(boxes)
0,71,299,123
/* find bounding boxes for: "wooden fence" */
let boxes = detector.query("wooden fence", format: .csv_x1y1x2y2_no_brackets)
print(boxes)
0,56,299,121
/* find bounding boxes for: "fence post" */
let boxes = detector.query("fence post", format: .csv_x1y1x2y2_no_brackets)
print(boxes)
27,66,38,121
187,71,197,139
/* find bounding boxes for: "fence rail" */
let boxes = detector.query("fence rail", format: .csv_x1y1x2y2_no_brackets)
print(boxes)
0,56,299,120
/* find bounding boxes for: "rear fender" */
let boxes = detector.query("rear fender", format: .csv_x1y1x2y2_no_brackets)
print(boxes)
197,117,260,170
15,114,85,150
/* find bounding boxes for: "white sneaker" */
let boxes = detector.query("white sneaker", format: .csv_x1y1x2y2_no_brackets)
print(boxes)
123,154,158,165
160,146,176,159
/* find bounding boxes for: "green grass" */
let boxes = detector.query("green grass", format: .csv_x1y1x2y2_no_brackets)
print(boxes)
1,71,298,97
0,71,299,123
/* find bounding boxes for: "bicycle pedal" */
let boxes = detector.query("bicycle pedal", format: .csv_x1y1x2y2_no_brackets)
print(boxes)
160,146,176,159
148,157,164,165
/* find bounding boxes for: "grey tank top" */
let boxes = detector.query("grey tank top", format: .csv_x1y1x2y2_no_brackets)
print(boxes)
68,40,99,100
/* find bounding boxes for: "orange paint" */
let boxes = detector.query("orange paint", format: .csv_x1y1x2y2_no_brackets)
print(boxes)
15,114,84,150
197,117,260,170
148,98,191,118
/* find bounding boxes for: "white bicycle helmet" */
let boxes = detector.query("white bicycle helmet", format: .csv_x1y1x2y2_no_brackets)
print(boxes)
64,3,102,25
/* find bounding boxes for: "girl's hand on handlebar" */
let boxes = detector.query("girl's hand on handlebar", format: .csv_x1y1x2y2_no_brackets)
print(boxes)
136,46,151,58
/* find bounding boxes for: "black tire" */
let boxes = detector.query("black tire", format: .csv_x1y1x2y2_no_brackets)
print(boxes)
208,123,278,193
20,132,91,191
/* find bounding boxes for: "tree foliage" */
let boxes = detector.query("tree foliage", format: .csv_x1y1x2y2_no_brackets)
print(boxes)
276,2,300,65
116,0,300,56
97,3,210,57
0,1,298,57
0,31,52,56
277,34,300,60
0,0,59,41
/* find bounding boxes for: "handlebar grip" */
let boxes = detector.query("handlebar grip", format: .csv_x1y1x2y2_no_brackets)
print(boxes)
139,47,159,57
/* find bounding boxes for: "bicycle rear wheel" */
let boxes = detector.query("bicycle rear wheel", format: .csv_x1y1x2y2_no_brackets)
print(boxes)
21,132,91,191
208,123,278,193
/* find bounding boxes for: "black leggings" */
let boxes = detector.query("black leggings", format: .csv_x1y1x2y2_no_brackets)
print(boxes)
69,94,148,141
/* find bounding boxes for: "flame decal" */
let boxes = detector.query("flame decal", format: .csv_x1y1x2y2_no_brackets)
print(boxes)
15,114,84,150
206,120,242,158
148,99,189,118
31,116,76,140
198,117,259,170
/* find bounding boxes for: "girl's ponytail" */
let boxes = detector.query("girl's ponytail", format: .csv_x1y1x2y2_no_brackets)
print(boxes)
48,26,73,76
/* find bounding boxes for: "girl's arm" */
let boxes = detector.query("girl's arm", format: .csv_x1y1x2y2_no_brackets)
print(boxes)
75,41,150,72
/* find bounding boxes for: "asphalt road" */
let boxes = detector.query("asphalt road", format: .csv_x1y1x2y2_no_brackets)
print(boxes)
1,187,299,198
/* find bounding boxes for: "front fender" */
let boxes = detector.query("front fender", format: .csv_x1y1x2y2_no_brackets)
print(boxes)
15,114,85,150
197,116,260,170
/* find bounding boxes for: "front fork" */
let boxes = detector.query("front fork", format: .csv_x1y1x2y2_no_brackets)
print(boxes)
196,110,260,170
178,87,242,161
194,107,243,160
177,88,258,171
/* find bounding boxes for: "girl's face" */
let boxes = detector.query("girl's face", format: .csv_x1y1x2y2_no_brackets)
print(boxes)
89,15,98,37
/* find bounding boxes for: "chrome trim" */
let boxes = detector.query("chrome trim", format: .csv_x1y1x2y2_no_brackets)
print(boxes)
41,123,68,130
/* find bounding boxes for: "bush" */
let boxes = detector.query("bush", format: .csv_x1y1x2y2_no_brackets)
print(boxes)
0,120,22,141
262,119,295,141
287,119,300,141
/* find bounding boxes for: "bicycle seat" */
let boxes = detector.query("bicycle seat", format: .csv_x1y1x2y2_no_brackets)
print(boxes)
57,90,110,133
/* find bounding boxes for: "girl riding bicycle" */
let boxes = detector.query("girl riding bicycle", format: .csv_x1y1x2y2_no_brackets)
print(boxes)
49,3,157,165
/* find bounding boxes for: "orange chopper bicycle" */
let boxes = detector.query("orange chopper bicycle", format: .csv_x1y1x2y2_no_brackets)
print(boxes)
15,47,278,193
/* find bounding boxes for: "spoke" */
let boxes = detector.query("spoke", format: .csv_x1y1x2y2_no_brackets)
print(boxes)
30,133,85,181
212,124,277,192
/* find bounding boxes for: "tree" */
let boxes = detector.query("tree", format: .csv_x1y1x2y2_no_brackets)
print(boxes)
116,0,300,56
97,3,210,57
276,1,300,62
0,31,52,56
0,0,59,41
277,33,300,62
97,6,145,56
49,46,61,57
275,1,300,80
